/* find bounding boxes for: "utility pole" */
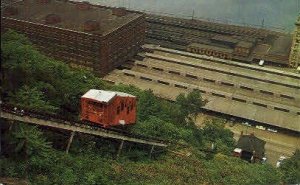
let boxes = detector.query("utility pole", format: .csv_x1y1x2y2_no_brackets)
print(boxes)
192,9,195,20
261,18,265,29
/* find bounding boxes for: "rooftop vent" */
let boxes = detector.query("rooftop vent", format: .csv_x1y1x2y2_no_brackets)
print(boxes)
83,20,100,32
37,0,51,3
3,7,18,16
76,1,91,10
112,8,127,17
45,14,61,25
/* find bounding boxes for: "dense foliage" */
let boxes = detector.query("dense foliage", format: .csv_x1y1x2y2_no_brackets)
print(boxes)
1,29,105,118
279,149,300,184
1,30,294,185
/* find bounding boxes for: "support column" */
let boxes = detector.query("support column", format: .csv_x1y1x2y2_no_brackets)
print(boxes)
8,120,14,131
116,140,124,159
149,145,155,158
66,131,75,154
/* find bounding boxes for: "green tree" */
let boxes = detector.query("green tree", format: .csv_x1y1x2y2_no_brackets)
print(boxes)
202,119,235,154
280,149,300,184
205,153,281,185
9,85,58,113
1,29,31,45
137,90,162,122
5,124,53,179
175,90,206,124
10,124,52,159
1,30,106,117
132,116,184,141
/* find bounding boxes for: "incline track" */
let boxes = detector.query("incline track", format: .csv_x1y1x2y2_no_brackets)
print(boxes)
0,105,168,147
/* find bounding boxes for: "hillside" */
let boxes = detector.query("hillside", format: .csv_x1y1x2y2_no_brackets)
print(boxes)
1,30,299,185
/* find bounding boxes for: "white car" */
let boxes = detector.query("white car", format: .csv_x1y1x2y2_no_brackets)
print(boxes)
242,122,251,127
255,125,266,130
276,156,286,168
267,128,278,133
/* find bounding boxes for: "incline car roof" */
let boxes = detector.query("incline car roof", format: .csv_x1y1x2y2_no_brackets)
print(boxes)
82,89,135,103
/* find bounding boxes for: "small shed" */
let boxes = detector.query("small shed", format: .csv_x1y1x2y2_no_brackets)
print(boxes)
234,132,266,163
81,89,137,127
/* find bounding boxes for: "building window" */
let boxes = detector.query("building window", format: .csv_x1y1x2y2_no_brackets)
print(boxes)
121,101,124,111
130,103,134,111
117,106,120,115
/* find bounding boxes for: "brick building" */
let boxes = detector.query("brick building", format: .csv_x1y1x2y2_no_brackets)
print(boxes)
1,0,146,76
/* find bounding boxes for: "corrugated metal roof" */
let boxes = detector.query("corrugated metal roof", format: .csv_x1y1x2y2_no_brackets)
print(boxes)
82,89,135,103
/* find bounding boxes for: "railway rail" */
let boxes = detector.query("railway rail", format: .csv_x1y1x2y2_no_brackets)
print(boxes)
0,104,169,147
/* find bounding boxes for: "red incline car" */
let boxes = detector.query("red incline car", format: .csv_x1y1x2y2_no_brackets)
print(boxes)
81,89,137,127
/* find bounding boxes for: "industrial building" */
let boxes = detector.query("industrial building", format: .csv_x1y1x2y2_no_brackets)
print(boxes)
104,44,300,132
1,0,146,76
146,15,293,66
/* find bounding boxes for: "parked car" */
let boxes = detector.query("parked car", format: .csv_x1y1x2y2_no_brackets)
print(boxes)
242,121,251,127
267,128,278,133
255,125,266,130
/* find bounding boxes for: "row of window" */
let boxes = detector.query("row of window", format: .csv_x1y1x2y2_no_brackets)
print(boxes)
87,101,134,115
117,101,134,115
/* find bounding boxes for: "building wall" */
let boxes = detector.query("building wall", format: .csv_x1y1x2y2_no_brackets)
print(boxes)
98,15,145,75
1,15,145,76
234,46,250,57
1,17,100,71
